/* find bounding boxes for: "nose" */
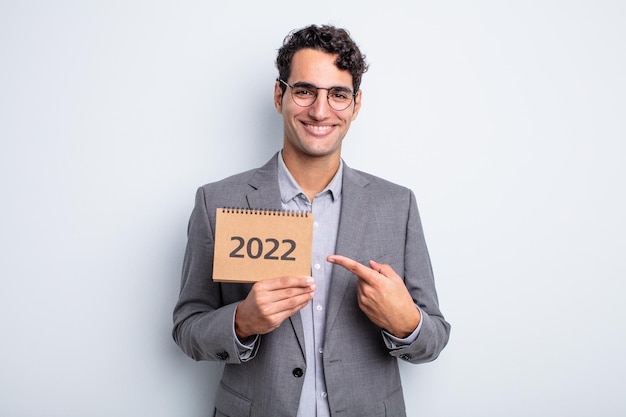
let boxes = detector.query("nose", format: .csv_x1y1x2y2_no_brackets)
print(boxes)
308,90,333,119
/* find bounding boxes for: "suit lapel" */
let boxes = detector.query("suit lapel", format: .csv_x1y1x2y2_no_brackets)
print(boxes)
245,153,307,358
245,153,283,211
325,165,371,336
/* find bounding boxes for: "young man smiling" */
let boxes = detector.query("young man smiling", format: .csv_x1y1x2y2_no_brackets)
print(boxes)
173,24,450,417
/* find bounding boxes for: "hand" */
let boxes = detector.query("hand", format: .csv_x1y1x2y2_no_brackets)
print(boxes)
327,255,420,338
234,276,316,339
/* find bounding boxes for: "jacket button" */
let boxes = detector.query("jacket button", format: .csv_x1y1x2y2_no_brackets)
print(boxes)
292,367,304,378
216,351,229,361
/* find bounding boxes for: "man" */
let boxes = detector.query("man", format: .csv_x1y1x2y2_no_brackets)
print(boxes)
173,24,450,417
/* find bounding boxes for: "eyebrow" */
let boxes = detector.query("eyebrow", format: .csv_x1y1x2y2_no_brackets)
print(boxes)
292,81,353,93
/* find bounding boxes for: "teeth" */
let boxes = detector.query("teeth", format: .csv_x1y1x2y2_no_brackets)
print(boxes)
306,124,332,132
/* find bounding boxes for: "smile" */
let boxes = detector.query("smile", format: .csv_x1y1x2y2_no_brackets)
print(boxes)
304,123,334,133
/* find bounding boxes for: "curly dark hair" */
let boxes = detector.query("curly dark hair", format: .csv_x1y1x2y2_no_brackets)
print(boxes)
276,24,369,94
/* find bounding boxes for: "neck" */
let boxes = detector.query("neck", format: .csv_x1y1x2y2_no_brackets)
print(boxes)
281,150,340,201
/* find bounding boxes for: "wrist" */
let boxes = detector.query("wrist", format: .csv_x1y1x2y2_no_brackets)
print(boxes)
391,307,421,339
234,302,252,340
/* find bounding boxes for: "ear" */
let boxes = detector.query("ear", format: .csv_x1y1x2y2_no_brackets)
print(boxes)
274,81,284,114
351,89,363,121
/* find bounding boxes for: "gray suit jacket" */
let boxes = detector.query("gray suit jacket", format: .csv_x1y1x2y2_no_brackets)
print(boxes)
173,153,450,417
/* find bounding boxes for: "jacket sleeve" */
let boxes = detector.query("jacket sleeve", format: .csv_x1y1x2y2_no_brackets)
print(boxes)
172,187,256,364
388,190,451,364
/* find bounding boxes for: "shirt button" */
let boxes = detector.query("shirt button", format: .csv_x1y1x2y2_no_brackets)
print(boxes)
316,304,323,311
314,221,319,227
318,348,324,354
321,392,328,399
314,263,321,270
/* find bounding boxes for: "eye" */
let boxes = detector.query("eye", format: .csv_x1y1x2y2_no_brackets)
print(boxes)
293,87,316,97
330,89,350,101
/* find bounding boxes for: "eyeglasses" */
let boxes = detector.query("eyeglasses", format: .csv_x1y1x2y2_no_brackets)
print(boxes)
279,79,356,111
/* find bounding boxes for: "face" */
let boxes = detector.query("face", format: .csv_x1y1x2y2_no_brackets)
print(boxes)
274,48,362,162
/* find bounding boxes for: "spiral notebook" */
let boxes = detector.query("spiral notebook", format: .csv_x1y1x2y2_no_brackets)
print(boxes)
213,208,314,283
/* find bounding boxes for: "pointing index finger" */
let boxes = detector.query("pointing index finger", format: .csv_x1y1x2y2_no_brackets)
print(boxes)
327,255,379,283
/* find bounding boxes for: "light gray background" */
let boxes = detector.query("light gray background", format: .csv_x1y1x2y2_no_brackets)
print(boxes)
1,1,625,416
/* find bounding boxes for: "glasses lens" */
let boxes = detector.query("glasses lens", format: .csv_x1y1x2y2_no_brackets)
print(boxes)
328,88,353,111
291,86,317,107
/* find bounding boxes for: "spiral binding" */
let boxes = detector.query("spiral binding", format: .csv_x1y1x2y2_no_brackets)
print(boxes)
220,207,310,217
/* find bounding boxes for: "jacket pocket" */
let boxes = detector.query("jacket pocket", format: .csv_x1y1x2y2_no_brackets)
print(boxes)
214,381,252,417
383,386,407,417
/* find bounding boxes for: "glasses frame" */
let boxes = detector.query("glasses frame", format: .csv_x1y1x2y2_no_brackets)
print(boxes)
278,79,357,111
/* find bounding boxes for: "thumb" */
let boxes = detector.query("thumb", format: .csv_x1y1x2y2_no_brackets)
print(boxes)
368,260,389,277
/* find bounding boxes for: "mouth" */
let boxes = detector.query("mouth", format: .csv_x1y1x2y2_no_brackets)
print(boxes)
303,123,335,135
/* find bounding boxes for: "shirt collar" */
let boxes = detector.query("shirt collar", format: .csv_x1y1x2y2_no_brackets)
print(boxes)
277,151,343,204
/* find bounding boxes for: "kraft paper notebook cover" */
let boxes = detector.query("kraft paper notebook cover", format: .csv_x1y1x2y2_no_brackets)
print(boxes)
213,208,314,283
